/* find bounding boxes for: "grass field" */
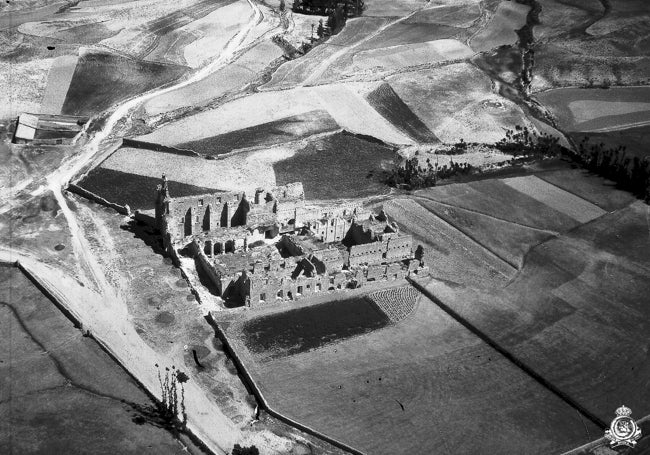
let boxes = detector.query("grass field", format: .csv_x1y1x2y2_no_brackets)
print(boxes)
273,132,395,200
501,175,606,223
174,110,340,156
415,178,591,232
424,200,650,424
535,86,650,132
220,287,600,454
416,197,555,268
383,198,515,285
61,50,188,116
536,169,636,211
0,266,198,454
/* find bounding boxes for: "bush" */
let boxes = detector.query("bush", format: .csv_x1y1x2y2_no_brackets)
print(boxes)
232,444,259,455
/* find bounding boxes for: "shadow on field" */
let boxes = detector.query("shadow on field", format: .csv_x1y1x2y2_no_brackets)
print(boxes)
121,219,166,257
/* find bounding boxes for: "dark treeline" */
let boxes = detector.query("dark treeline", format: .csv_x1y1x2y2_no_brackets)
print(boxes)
292,0,364,35
575,137,650,202
385,156,473,190
384,126,650,201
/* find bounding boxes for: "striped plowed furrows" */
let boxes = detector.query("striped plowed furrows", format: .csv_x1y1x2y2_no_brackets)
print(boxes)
367,286,419,322
502,175,606,223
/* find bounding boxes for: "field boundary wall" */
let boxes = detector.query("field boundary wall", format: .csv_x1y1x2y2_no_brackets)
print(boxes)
210,318,366,455
122,138,200,157
67,183,130,215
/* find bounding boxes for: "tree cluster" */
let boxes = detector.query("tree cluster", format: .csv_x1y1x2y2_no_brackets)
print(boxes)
575,137,650,202
385,156,473,190
494,125,563,158
293,0,364,36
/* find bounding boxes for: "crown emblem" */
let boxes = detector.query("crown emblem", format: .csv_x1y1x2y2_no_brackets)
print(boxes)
605,405,641,448
615,405,632,417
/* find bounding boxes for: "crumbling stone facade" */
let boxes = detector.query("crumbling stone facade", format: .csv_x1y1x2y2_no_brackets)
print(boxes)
155,175,427,307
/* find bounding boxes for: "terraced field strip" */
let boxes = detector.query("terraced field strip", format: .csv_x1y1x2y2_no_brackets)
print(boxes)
40,55,78,115
502,176,606,224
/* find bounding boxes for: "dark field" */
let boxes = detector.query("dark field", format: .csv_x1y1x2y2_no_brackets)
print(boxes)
424,201,650,424
0,266,197,454
242,297,389,360
61,51,188,116
224,291,601,455
569,125,650,161
273,132,395,200
77,167,218,210
365,83,439,143
175,110,340,156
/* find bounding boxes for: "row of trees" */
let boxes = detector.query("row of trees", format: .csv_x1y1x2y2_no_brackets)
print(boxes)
575,137,650,202
292,0,364,37
292,0,364,17
385,156,473,190
494,125,562,157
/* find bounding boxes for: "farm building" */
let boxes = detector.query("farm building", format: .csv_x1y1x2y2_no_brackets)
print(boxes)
13,113,88,144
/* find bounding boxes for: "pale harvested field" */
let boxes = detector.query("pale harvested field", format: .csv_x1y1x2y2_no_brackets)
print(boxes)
40,55,78,115
387,64,532,143
99,145,296,193
363,0,428,17
406,1,481,28
351,39,474,72
181,1,253,68
222,290,600,454
0,58,53,119
469,1,530,53
311,83,413,144
139,87,321,144
502,175,606,224
143,40,283,116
